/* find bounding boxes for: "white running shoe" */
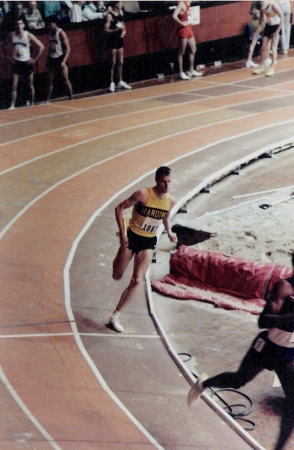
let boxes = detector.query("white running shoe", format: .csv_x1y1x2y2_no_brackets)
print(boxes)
179,72,190,80
186,70,203,77
118,80,132,90
253,66,265,75
246,60,258,68
109,82,115,92
109,314,124,332
187,373,209,408
265,67,274,77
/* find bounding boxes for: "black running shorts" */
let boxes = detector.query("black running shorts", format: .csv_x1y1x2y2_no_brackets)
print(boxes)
11,60,33,76
127,228,157,253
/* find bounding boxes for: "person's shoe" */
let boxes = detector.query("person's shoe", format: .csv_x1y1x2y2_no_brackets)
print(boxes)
179,72,190,80
109,314,124,332
186,69,203,77
8,106,15,110
252,66,265,75
265,57,272,66
265,67,274,77
118,80,132,90
109,82,115,92
246,60,258,68
187,373,209,408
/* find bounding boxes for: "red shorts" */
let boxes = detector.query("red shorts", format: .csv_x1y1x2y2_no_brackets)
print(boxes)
177,24,194,40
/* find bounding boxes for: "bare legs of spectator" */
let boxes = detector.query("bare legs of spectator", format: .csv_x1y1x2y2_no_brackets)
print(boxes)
62,64,73,100
109,48,117,87
246,27,261,68
9,72,34,109
109,47,131,92
253,32,279,76
9,74,19,109
28,71,35,105
47,65,73,102
178,36,195,78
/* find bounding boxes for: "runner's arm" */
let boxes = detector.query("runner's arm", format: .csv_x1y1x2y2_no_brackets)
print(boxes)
115,189,149,244
28,33,44,64
59,30,70,64
163,196,177,243
258,280,294,329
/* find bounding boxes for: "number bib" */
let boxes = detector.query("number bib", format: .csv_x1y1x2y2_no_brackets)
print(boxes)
140,216,161,234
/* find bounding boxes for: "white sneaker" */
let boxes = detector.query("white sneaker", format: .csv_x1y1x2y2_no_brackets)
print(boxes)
118,80,132,90
186,70,203,77
253,66,265,75
246,60,258,68
265,67,274,77
109,82,115,92
179,72,190,80
187,373,209,408
8,106,15,110
109,314,124,332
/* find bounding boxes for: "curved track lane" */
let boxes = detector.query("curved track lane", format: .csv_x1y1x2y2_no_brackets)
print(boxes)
1,56,294,449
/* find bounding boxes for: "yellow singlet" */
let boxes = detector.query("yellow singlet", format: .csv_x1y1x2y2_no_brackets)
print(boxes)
129,187,170,237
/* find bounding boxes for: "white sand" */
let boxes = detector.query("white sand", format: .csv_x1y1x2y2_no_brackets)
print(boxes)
178,189,294,268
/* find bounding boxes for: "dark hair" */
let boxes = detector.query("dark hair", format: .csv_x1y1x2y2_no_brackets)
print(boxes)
255,1,263,11
155,166,171,180
48,15,58,24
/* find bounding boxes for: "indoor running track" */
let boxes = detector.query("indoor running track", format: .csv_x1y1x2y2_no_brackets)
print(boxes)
1,55,294,450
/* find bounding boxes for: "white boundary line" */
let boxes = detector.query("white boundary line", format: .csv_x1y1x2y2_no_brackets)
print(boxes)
0,68,261,128
233,185,294,199
0,366,62,450
1,62,293,130
2,129,293,449
63,138,294,450
1,123,293,242
1,75,294,150
0,333,160,339
63,266,166,450
145,275,265,450
1,105,294,179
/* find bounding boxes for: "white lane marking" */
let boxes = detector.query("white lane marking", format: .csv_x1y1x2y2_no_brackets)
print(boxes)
232,185,294,198
1,119,294,242
1,78,293,151
63,135,294,450
0,333,160,339
1,64,293,129
2,125,293,450
0,71,258,128
1,99,294,179
0,366,62,450
64,270,166,450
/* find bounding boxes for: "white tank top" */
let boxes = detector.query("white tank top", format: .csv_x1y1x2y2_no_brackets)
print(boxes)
265,2,281,25
49,28,63,58
12,30,30,62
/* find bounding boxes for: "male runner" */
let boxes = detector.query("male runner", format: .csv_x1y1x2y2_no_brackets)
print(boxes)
109,166,177,332
188,251,294,450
